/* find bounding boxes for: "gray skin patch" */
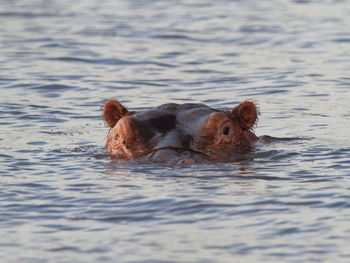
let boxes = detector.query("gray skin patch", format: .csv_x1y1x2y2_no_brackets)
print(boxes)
128,104,216,160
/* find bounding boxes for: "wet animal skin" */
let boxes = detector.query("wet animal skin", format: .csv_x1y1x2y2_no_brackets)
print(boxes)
103,100,259,163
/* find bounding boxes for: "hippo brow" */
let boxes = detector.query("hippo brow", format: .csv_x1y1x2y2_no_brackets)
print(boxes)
217,109,253,131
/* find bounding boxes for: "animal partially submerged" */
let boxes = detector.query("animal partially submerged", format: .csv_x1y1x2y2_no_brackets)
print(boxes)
103,100,259,163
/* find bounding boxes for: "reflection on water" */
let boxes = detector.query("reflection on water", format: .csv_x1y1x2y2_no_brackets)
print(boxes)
1,0,350,262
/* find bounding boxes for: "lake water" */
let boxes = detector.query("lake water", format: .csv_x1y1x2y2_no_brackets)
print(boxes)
1,0,350,262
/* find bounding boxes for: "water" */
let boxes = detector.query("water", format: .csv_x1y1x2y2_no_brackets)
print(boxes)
1,0,350,262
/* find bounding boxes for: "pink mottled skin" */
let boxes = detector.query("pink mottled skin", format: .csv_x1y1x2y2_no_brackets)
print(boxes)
103,100,259,163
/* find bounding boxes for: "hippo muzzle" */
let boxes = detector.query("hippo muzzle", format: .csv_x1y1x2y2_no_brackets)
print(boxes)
103,100,259,163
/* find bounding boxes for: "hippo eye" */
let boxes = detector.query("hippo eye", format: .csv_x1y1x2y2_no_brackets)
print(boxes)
222,126,230,135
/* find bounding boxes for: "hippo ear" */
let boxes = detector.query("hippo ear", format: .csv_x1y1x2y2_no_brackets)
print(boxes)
232,100,258,130
103,100,128,127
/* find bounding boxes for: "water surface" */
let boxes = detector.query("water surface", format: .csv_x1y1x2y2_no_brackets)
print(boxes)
1,0,350,262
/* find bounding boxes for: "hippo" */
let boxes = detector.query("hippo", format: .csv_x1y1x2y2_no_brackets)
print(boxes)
103,99,259,163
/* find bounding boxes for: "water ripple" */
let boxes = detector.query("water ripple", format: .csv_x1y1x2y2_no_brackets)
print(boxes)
1,0,350,262
46,57,176,68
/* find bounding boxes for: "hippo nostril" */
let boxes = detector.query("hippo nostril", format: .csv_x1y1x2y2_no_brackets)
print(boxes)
183,134,193,147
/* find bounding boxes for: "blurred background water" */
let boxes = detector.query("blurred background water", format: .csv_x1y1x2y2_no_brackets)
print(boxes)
1,0,350,262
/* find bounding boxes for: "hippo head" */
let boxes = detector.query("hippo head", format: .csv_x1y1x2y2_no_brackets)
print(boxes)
103,100,259,163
